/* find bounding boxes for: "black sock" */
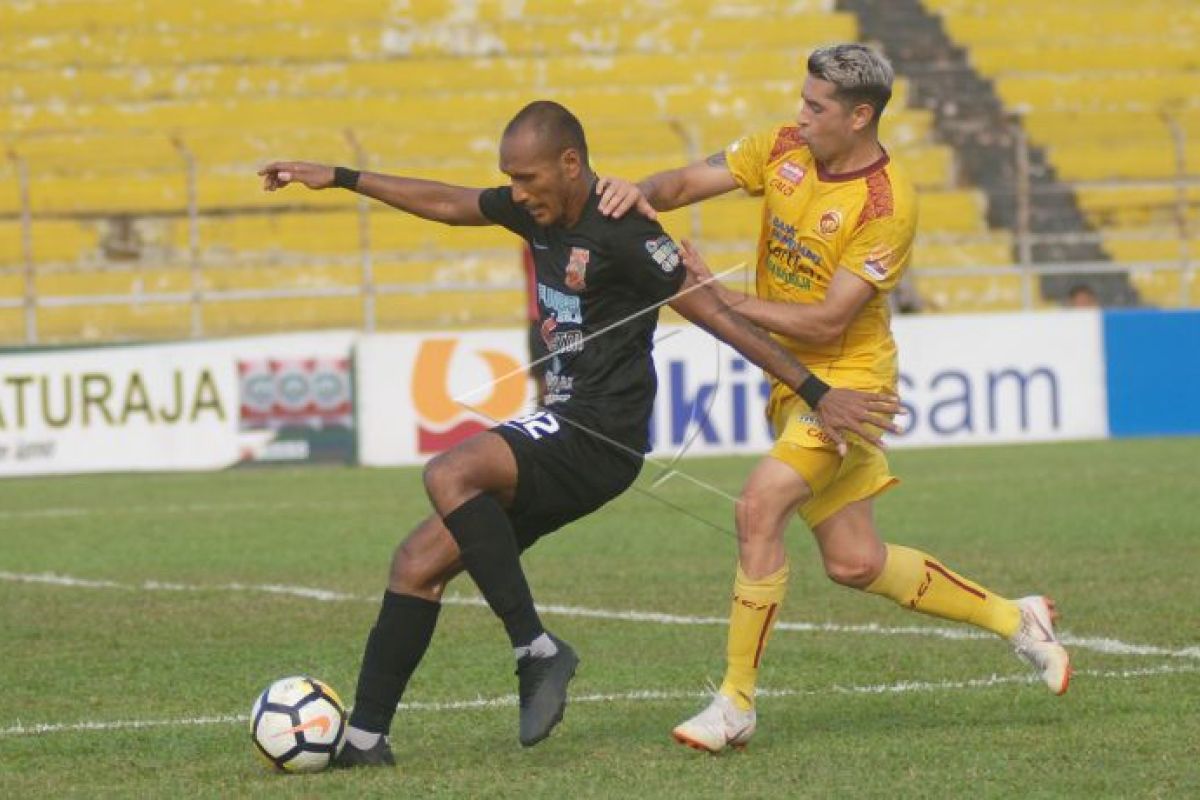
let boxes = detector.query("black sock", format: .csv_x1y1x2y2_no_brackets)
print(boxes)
348,590,441,734
443,493,545,649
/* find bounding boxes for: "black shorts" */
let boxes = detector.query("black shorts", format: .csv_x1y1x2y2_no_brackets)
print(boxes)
494,409,643,551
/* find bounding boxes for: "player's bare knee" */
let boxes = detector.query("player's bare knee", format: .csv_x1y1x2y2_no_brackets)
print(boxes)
422,452,472,511
388,540,443,599
824,552,884,588
735,491,790,542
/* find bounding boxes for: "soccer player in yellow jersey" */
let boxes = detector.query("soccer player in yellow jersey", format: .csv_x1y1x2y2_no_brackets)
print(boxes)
598,43,1071,753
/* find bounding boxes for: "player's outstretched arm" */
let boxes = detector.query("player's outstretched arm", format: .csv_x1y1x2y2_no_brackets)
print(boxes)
596,151,739,219
258,161,489,226
668,260,899,454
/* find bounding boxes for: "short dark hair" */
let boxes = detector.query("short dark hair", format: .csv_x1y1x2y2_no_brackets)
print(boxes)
503,100,590,164
807,44,894,124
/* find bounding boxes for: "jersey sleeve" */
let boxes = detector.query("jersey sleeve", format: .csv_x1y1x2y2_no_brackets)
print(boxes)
839,212,916,294
607,214,687,303
723,128,777,196
478,186,535,239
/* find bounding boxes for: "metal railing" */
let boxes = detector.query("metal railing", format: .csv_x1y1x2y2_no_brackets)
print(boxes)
2,119,1196,345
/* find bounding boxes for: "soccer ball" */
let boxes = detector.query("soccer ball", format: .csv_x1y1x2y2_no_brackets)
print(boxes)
250,676,347,773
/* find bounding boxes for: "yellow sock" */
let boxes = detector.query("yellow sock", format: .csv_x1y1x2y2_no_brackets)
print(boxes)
719,561,789,710
865,544,1021,638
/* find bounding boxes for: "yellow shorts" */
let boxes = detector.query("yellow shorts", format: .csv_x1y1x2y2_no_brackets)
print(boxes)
768,393,898,528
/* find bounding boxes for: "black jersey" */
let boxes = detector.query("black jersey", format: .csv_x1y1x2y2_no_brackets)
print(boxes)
479,183,685,450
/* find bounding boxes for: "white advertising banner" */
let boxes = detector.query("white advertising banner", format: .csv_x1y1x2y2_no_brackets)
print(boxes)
356,311,1109,466
0,331,356,476
0,343,238,475
891,311,1108,446
2,313,1106,475
357,330,536,467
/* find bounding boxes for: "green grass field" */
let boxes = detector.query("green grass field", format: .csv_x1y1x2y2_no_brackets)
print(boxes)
2,438,1198,798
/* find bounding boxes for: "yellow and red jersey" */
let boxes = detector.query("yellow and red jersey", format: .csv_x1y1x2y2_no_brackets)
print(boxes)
724,124,917,404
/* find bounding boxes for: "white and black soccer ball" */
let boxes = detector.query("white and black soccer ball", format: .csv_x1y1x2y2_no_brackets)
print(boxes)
251,676,347,773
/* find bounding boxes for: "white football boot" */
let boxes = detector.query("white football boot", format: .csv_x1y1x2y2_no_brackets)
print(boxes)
1011,595,1071,695
672,692,756,753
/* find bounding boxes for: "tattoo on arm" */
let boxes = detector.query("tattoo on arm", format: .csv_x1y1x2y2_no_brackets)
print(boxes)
717,302,812,389
705,151,728,168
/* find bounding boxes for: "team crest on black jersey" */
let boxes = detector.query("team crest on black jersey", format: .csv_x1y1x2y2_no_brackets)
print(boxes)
565,246,590,290
645,235,681,273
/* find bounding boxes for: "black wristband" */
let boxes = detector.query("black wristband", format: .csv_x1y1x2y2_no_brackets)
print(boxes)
797,375,831,409
333,166,360,191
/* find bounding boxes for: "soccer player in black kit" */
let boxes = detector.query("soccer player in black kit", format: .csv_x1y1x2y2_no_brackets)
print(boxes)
259,101,898,766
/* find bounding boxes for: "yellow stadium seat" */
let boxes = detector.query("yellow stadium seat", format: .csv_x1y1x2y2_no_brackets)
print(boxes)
375,289,526,329
0,272,25,301
969,41,1200,75
1046,144,1200,182
1021,111,1200,147
0,308,24,342
914,238,1014,268
0,223,25,264
198,296,364,336
373,256,524,288
36,302,193,343
36,267,189,298
1076,187,1200,230
942,10,1200,45
916,273,1030,313
920,191,990,234
1131,270,1200,307
996,75,1199,113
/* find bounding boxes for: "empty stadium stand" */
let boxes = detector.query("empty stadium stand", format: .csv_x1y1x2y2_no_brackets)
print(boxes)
1,0,1194,343
916,0,1199,306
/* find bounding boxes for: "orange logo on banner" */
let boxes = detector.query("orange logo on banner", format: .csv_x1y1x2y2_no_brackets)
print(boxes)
413,339,528,453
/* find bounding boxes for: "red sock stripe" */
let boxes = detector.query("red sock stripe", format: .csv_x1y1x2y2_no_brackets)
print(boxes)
752,603,779,668
924,560,986,600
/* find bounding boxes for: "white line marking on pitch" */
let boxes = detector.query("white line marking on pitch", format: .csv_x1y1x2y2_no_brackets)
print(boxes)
0,502,366,520
3,571,1199,661
2,664,1195,738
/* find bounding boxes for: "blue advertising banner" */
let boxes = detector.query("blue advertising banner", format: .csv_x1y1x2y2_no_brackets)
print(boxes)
1103,309,1200,437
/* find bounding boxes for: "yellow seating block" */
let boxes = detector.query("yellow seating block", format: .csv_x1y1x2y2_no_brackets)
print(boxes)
36,268,190,298
0,308,25,343
920,191,989,234
917,273,1030,313
969,41,1200,74
1094,236,1200,306
35,303,192,343
1075,187,1200,229
0,272,25,300
914,239,1014,268
1127,265,1200,307
943,11,1200,45
996,74,1200,113
0,0,389,32
1022,111,1200,147
1047,144,1200,181
199,297,365,337
375,290,526,329
373,256,523,288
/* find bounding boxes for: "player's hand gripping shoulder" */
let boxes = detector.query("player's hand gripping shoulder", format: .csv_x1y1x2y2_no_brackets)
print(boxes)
595,176,658,221
258,161,336,191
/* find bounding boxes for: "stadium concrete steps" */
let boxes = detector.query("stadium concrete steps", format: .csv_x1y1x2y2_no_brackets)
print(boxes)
836,0,1136,306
